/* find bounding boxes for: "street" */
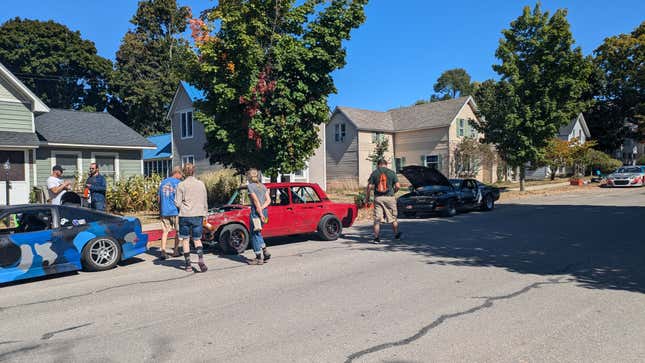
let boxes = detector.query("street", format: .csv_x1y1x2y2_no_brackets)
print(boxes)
1,187,645,362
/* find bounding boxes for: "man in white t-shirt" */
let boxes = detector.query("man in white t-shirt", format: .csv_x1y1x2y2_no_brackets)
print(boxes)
47,165,71,205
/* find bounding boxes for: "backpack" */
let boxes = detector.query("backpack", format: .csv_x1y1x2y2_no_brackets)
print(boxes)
376,171,389,194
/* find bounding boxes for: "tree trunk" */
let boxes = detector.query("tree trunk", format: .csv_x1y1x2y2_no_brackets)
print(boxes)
550,166,556,181
519,167,526,192
270,174,278,183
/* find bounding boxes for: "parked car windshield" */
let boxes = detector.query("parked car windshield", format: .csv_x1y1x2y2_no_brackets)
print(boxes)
616,167,641,174
227,188,251,206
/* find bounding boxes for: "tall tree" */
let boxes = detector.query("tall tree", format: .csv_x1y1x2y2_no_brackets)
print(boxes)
109,0,194,135
0,18,112,111
587,21,644,152
190,0,368,178
473,4,592,191
433,68,473,99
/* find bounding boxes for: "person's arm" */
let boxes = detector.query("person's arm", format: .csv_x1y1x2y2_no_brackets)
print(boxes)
393,172,400,194
90,176,107,193
249,192,266,223
261,189,271,210
174,184,183,209
48,180,69,194
365,173,373,201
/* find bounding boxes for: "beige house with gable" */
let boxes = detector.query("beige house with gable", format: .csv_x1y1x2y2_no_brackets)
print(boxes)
326,96,498,188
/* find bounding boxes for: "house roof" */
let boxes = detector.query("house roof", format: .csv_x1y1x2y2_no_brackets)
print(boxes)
558,113,591,139
0,131,40,148
335,96,474,132
144,133,172,160
180,81,205,102
35,109,156,149
0,62,49,113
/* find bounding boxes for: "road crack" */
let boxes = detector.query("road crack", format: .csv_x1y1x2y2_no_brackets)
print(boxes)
41,322,93,340
345,277,567,363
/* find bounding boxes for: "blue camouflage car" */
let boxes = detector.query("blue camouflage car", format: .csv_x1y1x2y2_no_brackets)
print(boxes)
0,204,148,284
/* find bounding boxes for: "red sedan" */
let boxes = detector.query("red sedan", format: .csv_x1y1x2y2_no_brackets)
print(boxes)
202,183,358,254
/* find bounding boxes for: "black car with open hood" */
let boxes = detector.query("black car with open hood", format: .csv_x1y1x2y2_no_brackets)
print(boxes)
397,166,500,217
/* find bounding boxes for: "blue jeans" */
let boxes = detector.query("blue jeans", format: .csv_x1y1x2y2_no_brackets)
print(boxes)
250,209,268,254
178,216,203,240
91,201,106,211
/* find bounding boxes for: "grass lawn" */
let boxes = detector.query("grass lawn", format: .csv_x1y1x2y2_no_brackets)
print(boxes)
492,177,572,189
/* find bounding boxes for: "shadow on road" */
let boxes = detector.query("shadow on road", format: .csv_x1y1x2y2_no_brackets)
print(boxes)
344,203,645,294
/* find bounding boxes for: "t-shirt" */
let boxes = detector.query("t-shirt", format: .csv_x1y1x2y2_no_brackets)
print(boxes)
158,177,180,216
174,176,208,217
368,167,399,197
47,176,67,205
247,183,267,214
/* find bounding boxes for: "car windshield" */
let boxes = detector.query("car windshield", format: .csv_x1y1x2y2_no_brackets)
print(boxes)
616,167,641,173
227,188,251,206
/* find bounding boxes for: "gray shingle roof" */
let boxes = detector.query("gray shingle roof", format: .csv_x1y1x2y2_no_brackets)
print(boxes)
35,109,155,148
336,96,472,132
0,131,39,147
558,113,590,138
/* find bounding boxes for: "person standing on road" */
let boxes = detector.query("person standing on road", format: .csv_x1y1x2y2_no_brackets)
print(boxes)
86,163,107,211
174,163,208,273
247,169,271,265
157,166,183,260
366,159,402,244
47,165,71,205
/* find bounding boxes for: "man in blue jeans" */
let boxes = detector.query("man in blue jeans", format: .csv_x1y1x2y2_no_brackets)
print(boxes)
86,163,107,211
174,163,208,272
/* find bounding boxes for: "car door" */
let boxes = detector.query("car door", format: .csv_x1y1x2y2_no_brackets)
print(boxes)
0,207,65,283
460,180,478,209
263,187,292,237
289,186,324,233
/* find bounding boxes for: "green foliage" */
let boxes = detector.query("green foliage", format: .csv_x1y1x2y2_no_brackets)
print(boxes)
638,155,645,165
587,21,644,151
433,68,473,99
473,4,593,189
0,18,112,110
200,169,241,206
354,191,369,209
109,0,194,135
190,0,368,178
366,137,390,164
452,137,495,178
583,149,623,174
107,175,161,213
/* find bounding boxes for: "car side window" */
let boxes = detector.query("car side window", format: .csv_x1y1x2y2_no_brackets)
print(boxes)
290,186,321,204
270,188,290,206
0,209,53,234
465,180,476,190
59,207,114,227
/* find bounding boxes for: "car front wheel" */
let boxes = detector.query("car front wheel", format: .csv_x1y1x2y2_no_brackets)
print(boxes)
481,195,495,211
441,200,457,217
318,215,342,241
82,237,122,271
219,224,249,255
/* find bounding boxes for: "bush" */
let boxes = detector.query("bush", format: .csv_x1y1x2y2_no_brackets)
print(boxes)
584,149,623,174
354,191,370,209
200,169,241,207
637,156,645,165
107,174,161,213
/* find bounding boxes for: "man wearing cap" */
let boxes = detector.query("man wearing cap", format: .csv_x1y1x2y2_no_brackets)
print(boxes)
47,165,71,205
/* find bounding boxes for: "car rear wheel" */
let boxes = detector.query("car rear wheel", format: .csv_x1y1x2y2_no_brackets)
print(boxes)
219,224,249,255
82,237,122,271
481,195,495,211
441,200,457,217
318,215,342,241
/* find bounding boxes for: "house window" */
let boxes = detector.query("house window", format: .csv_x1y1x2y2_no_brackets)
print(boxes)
334,123,346,143
182,155,195,166
181,111,193,139
458,119,465,137
53,152,81,181
0,151,25,181
424,155,441,170
94,154,117,181
394,157,406,173
372,132,384,143
470,121,477,137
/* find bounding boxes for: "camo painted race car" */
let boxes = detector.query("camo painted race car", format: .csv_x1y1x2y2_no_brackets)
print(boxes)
0,204,148,284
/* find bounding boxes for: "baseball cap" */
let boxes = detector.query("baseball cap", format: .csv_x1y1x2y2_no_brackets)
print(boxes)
52,165,65,172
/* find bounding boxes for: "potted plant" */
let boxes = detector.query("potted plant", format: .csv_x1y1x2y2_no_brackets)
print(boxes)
570,173,584,186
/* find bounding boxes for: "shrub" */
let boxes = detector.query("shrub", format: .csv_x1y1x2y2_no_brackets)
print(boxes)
354,191,369,209
584,149,623,174
107,174,161,213
637,156,645,165
200,169,241,207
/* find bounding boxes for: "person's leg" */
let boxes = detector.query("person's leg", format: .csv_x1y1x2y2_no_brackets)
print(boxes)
261,209,270,261
373,197,383,243
178,217,192,271
387,197,401,239
249,214,264,264
193,217,207,272
160,218,169,259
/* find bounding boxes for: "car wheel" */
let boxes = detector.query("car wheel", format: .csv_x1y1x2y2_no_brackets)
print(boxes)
318,215,342,241
219,224,249,255
481,195,495,211
441,200,457,217
82,237,122,271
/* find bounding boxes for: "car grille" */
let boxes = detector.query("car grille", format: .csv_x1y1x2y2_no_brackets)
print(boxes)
614,180,630,185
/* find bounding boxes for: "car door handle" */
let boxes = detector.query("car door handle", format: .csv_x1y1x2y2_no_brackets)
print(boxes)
286,207,294,210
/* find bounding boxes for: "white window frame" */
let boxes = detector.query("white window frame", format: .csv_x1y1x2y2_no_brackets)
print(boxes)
424,155,440,170
458,119,465,137
181,155,195,166
91,152,120,181
51,150,83,179
180,109,194,139
334,123,346,143
372,132,384,143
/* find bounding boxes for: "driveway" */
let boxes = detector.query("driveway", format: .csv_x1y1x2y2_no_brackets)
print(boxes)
1,187,645,362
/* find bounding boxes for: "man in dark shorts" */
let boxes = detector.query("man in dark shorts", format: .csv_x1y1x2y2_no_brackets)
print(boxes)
174,163,208,272
366,159,402,244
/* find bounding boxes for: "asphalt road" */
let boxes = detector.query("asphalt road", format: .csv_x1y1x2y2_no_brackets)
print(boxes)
2,187,645,362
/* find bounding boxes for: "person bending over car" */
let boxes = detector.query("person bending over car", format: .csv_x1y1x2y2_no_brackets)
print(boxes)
174,163,208,273
366,159,402,244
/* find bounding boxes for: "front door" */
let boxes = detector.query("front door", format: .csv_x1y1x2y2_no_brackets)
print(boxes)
263,187,292,237
289,186,324,234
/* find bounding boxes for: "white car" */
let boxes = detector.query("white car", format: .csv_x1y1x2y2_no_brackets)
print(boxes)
607,166,645,187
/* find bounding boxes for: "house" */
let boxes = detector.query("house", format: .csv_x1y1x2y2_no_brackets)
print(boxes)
525,113,591,180
326,96,498,187
143,133,173,178
614,122,644,166
0,62,155,204
167,81,327,189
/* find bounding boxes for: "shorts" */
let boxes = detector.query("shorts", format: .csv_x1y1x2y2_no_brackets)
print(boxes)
178,216,203,240
160,215,178,231
374,196,397,224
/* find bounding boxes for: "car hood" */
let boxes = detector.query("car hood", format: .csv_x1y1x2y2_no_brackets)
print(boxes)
400,166,451,188
609,173,641,179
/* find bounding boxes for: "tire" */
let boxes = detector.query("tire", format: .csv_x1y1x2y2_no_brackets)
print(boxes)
81,237,122,272
218,224,249,255
318,215,342,241
481,195,495,211
441,200,457,217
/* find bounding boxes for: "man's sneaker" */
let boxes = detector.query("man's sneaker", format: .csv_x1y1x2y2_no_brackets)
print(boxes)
248,257,264,265
159,251,168,260
171,250,181,258
395,232,402,240
198,261,208,272
372,237,381,244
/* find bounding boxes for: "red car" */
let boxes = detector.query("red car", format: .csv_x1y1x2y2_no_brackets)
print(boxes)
202,183,358,254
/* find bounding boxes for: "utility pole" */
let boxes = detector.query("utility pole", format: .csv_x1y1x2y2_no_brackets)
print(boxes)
3,159,10,205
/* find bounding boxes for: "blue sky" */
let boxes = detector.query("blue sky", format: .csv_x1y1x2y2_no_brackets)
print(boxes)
2,0,643,111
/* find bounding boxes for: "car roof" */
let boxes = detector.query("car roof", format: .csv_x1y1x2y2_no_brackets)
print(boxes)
238,182,321,188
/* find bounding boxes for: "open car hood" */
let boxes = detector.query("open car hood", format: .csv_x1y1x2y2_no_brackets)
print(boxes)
400,165,451,188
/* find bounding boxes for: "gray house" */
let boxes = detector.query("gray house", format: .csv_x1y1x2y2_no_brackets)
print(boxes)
167,81,327,189
0,61,154,204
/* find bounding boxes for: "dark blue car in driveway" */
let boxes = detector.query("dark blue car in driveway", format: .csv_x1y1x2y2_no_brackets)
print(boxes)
0,204,148,284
